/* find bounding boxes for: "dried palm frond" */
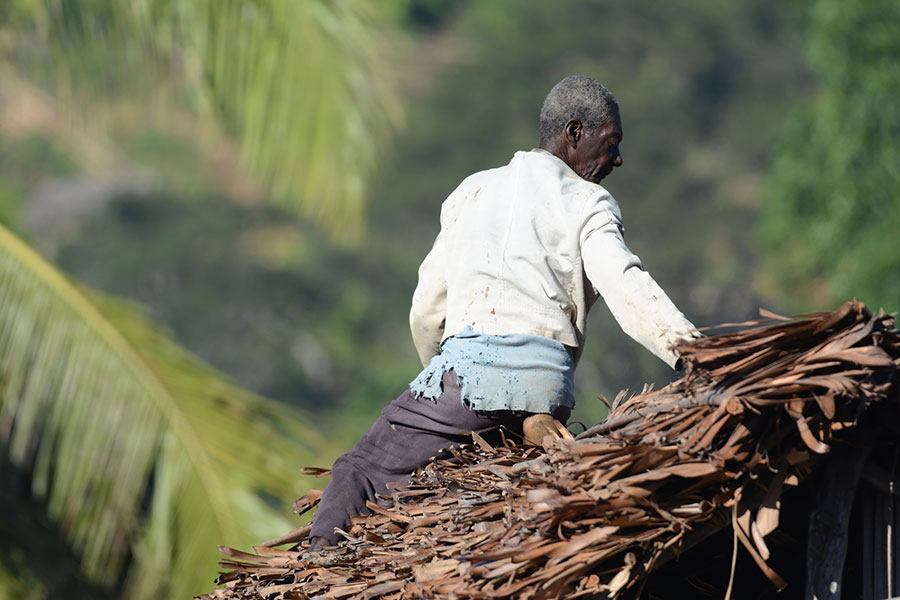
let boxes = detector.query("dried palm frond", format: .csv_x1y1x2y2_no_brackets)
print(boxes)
203,301,900,600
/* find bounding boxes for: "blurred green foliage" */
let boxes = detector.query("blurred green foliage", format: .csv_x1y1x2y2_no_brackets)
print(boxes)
761,0,900,312
0,219,337,598
1,0,399,597
55,190,421,437
0,462,111,600
0,134,78,231
2,0,400,233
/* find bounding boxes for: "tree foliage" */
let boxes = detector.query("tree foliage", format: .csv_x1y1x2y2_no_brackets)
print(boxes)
0,222,332,599
1,0,401,234
761,0,900,311
0,1,398,597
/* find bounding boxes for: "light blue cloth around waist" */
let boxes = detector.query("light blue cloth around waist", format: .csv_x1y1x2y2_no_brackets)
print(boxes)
409,327,575,413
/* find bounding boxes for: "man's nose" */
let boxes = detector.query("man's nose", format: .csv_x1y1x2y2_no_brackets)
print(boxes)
614,152,623,167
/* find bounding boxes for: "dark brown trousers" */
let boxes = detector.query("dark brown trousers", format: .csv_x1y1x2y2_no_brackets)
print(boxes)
310,370,565,543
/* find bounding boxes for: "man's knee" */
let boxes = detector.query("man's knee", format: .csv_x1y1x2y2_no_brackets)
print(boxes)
331,452,353,474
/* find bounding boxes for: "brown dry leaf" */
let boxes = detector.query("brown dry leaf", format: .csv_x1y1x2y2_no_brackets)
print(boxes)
755,464,788,538
413,559,460,582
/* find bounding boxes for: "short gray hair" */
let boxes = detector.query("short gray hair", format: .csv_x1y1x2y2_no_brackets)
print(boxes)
539,76,619,143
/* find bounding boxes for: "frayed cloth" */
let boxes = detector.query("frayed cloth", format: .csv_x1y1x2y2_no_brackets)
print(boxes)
410,327,574,413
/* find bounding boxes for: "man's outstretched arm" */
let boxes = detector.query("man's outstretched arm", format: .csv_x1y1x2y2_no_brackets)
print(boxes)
582,204,698,368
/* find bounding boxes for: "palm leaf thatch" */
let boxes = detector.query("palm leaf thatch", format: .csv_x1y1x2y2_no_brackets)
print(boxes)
0,223,333,599
2,0,401,234
204,301,900,599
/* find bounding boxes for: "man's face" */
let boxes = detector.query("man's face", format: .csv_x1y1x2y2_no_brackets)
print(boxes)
570,113,624,184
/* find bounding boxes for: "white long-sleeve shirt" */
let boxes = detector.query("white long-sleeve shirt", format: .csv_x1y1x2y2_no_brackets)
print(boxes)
410,149,696,370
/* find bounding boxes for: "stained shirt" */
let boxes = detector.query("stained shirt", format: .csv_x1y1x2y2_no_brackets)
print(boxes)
409,327,574,413
409,149,697,374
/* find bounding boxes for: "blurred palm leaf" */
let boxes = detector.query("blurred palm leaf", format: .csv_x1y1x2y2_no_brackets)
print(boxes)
1,0,401,236
0,222,333,599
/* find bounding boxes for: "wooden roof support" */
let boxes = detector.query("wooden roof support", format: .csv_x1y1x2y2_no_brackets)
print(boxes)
806,440,872,599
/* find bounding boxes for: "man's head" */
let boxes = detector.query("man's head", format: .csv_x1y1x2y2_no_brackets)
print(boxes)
539,76,623,184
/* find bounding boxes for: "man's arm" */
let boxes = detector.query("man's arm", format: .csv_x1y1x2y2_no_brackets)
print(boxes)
409,229,447,366
581,205,697,368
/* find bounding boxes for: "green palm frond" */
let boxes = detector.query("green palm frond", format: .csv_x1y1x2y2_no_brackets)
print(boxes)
0,222,333,599
3,0,402,236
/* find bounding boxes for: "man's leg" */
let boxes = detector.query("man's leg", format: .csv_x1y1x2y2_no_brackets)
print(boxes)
309,370,521,545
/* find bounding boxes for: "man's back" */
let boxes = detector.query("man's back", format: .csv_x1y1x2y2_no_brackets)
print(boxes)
411,149,628,366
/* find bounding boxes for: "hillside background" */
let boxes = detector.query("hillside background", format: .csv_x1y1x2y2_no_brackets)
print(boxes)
1,0,898,597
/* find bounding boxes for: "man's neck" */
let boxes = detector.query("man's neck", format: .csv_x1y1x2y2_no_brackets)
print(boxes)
539,140,571,169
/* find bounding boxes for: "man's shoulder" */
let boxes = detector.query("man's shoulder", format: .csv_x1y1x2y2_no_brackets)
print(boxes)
458,155,518,187
518,150,608,196
452,150,612,206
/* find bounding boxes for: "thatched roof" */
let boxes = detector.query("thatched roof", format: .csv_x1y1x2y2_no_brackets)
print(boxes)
201,301,900,600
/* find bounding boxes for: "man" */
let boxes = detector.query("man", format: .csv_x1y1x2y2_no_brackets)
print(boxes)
308,75,697,549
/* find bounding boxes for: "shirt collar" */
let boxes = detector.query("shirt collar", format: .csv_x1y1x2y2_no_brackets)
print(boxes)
524,148,589,182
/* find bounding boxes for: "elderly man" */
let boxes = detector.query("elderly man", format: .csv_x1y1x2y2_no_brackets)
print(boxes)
308,75,696,549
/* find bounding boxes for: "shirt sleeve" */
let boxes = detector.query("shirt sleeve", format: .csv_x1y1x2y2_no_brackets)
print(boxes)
410,228,447,366
581,200,698,368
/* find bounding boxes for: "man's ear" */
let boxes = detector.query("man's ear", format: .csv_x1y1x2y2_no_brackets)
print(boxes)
564,119,583,148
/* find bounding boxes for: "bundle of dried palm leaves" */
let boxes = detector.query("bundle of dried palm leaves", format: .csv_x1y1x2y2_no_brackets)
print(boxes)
203,301,900,600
